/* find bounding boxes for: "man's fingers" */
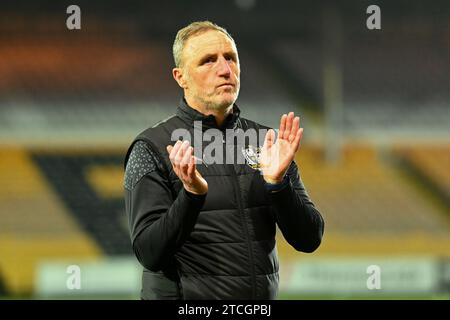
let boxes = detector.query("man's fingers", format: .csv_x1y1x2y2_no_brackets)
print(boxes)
187,154,196,177
289,116,300,142
174,140,190,165
264,129,275,149
168,140,183,162
180,146,192,171
293,116,300,132
278,114,287,140
293,128,303,152
283,112,294,140
167,142,179,175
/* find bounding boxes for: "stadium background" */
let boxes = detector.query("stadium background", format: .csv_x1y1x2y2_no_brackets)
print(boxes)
0,0,449,299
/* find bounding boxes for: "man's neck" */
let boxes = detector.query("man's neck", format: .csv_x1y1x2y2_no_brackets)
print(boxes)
185,96,233,127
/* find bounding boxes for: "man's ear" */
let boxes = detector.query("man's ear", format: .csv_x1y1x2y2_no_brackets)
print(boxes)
172,67,187,89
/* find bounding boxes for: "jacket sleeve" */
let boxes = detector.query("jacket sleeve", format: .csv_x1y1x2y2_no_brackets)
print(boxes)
124,141,206,272
268,161,324,253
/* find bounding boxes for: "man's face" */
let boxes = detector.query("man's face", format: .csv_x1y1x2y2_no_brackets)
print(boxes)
178,30,240,111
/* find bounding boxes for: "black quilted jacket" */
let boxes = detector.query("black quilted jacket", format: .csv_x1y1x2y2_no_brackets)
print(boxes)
124,99,324,299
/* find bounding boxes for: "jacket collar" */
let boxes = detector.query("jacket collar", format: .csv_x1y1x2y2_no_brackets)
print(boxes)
176,97,241,130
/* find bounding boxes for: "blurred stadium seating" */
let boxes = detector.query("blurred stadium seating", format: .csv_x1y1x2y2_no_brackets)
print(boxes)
394,146,450,204
0,1,449,299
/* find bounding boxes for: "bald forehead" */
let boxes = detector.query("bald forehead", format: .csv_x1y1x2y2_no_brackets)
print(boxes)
181,30,238,66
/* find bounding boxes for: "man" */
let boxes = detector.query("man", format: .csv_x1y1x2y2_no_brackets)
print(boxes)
124,21,324,300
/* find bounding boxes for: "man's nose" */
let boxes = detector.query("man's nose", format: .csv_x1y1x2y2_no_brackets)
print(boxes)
216,56,231,77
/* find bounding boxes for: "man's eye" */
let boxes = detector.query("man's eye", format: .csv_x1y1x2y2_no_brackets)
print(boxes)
202,58,214,65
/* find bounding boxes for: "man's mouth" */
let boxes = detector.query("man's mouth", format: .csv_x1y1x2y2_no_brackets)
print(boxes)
218,83,234,88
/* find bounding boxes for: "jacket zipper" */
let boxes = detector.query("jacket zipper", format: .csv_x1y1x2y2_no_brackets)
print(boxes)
227,161,257,299
222,121,257,298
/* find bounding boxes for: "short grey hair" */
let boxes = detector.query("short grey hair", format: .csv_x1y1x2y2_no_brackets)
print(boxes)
173,21,236,68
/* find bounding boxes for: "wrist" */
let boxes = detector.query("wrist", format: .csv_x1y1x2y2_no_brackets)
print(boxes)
184,184,207,196
184,188,207,198
264,175,289,192
263,176,283,184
